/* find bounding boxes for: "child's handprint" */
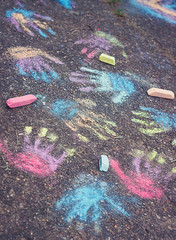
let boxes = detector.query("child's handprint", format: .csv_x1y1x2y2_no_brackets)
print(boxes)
131,107,176,136
110,157,164,199
36,95,120,142
131,149,176,181
63,98,120,142
134,0,176,24
6,8,55,37
75,31,127,63
70,67,135,104
65,107,118,142
75,34,113,51
7,47,63,83
0,127,65,177
55,174,139,232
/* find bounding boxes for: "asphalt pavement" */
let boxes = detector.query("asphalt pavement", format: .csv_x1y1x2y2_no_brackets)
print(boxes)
0,0,176,239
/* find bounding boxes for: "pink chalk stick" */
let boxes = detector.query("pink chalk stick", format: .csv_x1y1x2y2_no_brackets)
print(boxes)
6,94,37,108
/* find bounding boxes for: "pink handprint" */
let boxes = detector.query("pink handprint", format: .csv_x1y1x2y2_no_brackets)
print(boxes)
110,158,164,199
0,133,65,177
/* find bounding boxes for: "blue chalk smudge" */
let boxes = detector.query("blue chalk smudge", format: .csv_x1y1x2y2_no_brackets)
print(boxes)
50,70,59,79
56,0,73,9
109,73,135,103
47,28,55,35
38,29,48,38
130,0,176,24
6,8,34,18
51,100,78,119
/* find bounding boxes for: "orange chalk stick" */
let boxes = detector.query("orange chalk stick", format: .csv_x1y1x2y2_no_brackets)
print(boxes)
147,88,175,99
6,94,37,108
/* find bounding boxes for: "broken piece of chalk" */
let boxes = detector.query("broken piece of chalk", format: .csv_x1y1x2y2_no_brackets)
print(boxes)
99,155,109,172
99,53,115,65
147,88,175,99
6,94,37,108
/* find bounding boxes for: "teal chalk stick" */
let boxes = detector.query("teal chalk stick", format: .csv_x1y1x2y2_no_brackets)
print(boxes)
99,155,109,172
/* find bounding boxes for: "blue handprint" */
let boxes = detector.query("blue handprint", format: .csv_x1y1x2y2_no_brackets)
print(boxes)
7,47,63,83
55,174,139,231
69,67,135,104
6,8,55,37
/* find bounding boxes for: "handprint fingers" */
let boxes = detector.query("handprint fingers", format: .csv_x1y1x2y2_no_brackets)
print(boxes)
7,47,63,83
41,63,59,80
31,20,55,37
140,107,176,128
8,47,63,64
70,67,135,104
69,72,89,83
66,110,118,142
80,67,101,76
9,14,23,32
70,71,94,92
14,13,35,36
131,107,176,136
6,8,55,37
111,91,129,104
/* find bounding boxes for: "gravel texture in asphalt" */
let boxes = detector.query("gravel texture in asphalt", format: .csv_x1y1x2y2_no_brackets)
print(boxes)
0,0,176,239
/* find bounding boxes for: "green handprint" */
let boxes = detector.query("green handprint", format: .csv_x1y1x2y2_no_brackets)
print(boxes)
131,107,176,136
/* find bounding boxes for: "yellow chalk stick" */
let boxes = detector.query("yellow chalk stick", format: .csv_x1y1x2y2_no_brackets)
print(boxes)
99,53,115,65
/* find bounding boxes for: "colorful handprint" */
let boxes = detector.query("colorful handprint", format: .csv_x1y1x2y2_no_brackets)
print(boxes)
6,8,55,37
131,148,176,178
131,0,176,24
0,127,65,177
131,107,176,136
110,158,164,199
70,67,135,104
75,31,127,63
36,95,119,142
55,174,139,232
7,47,64,83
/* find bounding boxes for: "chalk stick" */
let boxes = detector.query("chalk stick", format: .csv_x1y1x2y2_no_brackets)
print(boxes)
147,88,174,99
6,94,37,108
99,53,115,65
99,155,109,172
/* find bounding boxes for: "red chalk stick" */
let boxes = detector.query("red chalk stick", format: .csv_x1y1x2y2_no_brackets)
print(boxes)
6,94,37,108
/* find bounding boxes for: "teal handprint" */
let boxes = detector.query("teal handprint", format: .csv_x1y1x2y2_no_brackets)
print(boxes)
70,67,135,104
